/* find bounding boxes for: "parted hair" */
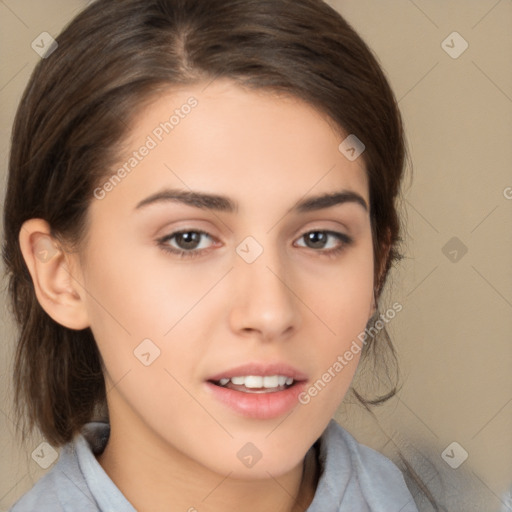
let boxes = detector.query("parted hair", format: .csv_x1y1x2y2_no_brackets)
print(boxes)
4,0,404,450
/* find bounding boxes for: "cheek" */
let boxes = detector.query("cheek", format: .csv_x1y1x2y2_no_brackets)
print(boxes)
297,240,374,401
303,241,374,333
81,231,221,335
80,234,230,391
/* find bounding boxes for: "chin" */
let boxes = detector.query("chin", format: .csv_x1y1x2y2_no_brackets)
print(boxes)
203,437,310,481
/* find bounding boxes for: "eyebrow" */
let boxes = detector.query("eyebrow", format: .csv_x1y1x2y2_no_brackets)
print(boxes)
134,188,368,213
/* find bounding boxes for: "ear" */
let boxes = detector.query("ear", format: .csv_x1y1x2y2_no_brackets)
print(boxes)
371,227,393,316
18,218,90,330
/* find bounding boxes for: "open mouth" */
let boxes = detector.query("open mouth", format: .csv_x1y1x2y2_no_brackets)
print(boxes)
205,368,308,419
209,375,297,394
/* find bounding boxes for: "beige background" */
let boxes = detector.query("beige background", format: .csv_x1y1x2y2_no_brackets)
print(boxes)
1,1,511,511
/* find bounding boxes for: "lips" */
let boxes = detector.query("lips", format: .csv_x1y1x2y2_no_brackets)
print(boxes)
204,362,309,419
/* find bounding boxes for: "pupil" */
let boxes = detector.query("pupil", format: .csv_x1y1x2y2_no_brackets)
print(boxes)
306,232,327,249
177,232,200,249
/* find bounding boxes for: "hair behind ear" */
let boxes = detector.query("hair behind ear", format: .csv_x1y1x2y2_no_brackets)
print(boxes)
15,319,105,446
8,225,106,447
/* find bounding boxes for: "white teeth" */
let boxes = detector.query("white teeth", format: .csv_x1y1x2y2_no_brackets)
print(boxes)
217,375,295,388
245,376,263,388
263,375,279,388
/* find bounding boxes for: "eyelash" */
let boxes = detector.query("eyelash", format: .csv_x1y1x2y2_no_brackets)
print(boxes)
157,229,353,259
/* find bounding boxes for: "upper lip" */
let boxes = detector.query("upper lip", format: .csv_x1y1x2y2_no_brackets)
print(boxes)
207,362,308,382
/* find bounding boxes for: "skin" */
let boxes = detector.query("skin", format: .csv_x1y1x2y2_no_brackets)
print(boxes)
20,79,376,512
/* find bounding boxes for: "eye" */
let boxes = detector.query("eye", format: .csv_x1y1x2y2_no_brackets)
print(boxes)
157,228,352,259
158,230,217,258
294,230,352,255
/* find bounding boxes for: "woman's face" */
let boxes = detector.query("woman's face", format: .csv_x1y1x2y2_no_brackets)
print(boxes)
74,79,374,478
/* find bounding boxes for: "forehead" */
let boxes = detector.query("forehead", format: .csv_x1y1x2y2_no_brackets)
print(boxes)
96,79,369,213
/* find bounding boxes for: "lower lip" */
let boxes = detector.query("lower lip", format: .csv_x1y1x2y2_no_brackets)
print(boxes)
204,381,307,420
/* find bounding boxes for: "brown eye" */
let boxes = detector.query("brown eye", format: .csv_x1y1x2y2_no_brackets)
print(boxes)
303,231,329,249
295,230,353,255
158,230,216,258
174,231,203,250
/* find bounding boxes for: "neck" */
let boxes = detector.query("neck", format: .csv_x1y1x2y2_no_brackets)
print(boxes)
96,416,320,512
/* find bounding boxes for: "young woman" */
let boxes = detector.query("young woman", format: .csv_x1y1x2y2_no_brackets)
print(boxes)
4,0,422,510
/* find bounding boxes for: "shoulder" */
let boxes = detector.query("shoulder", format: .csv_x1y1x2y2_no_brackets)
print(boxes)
9,469,63,512
9,442,99,512
317,419,419,511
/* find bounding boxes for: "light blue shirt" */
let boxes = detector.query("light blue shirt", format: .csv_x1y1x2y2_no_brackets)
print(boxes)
9,419,418,511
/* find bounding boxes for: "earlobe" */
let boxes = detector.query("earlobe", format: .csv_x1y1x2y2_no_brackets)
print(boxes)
18,218,90,330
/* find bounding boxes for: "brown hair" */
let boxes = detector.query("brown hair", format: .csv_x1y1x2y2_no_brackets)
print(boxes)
5,0,405,462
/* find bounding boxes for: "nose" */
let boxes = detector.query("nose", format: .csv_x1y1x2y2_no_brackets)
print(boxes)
228,246,301,342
